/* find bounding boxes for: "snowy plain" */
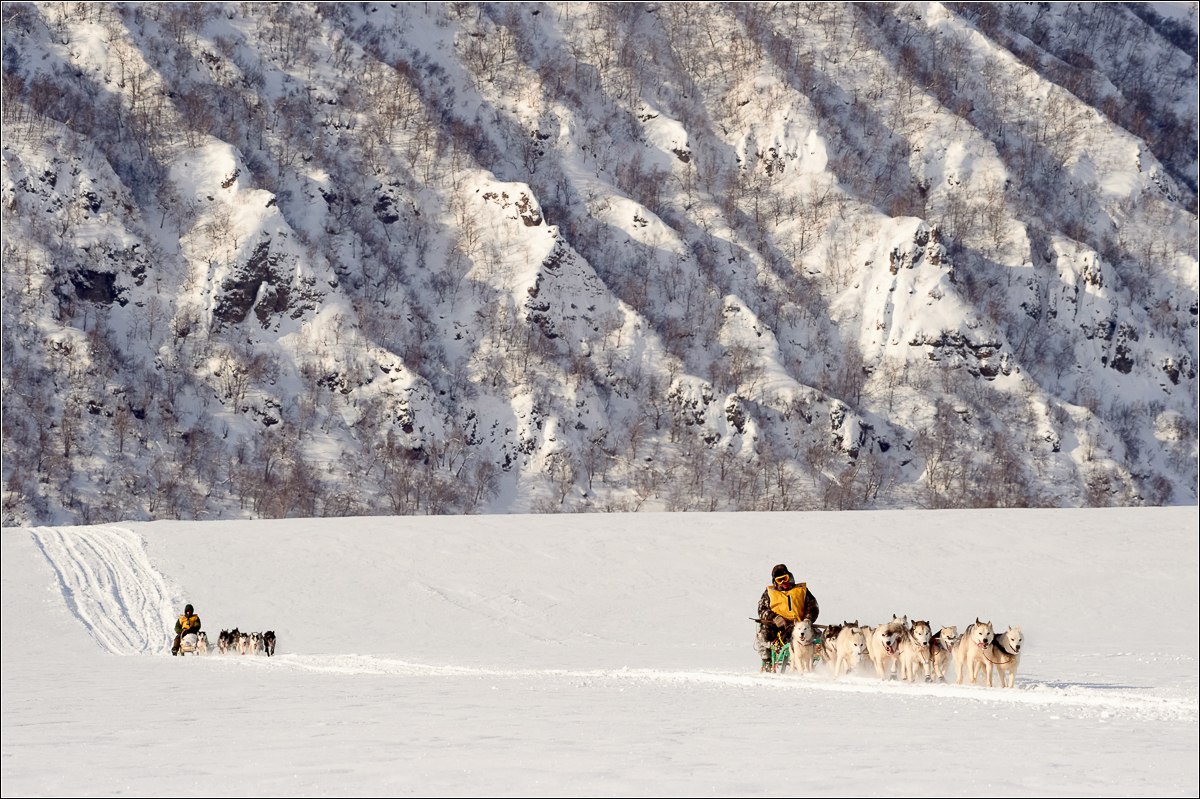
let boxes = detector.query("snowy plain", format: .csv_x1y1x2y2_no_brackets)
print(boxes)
2,507,1197,797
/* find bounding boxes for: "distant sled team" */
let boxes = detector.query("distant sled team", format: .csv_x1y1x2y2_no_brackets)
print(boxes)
216,628,277,657
777,615,1022,687
171,603,277,657
175,628,277,657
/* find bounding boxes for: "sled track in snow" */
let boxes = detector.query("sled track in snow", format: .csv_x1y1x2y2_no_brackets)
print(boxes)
29,526,176,655
218,653,1197,724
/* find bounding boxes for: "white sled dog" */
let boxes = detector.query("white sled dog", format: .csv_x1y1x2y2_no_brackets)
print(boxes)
954,618,996,685
989,625,1023,688
930,625,959,682
865,615,908,679
897,620,933,682
789,620,817,673
833,624,868,678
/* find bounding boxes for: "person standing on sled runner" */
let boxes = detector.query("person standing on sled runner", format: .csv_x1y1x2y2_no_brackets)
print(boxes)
171,603,201,656
756,563,818,671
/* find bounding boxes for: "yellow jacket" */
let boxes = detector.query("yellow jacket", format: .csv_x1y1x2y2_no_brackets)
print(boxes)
766,584,809,622
175,613,201,635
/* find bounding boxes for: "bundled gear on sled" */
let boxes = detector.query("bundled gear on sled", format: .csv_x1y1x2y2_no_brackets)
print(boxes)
755,564,819,672
172,603,204,656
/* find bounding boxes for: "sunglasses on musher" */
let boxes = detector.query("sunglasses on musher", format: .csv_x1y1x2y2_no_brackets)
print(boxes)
774,575,791,586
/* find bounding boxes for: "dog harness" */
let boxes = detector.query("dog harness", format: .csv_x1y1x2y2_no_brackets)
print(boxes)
766,583,808,622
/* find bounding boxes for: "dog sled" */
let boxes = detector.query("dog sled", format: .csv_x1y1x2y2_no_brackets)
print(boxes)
765,638,792,673
176,632,207,656
754,619,825,673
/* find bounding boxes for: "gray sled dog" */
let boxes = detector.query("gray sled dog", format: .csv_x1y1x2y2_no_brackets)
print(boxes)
897,620,934,682
989,625,1023,688
865,614,908,679
789,620,817,673
930,625,959,682
954,618,996,685
818,623,843,666
218,628,238,654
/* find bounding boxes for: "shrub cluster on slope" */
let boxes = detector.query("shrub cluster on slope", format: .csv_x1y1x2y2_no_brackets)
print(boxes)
1,2,1196,523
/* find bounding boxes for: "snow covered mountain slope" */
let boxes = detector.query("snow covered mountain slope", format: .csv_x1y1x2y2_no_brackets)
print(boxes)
2,3,1196,523
2,508,1196,795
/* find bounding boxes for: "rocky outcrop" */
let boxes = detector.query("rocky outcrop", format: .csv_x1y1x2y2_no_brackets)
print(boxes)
909,331,1012,380
212,239,322,329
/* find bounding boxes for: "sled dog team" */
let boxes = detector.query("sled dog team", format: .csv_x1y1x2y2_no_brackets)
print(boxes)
215,628,277,657
178,629,277,656
793,616,1023,687
173,604,277,657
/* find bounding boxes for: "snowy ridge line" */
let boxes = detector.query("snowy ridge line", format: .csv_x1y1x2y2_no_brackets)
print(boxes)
225,653,1196,722
28,526,176,655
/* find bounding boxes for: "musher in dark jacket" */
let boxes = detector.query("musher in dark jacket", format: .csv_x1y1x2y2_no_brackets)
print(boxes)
756,563,819,671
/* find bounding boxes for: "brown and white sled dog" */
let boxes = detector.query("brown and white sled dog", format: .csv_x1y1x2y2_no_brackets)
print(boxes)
818,623,844,667
954,618,996,685
989,625,1023,688
833,624,868,678
865,615,908,679
930,625,959,682
789,620,817,673
897,620,933,682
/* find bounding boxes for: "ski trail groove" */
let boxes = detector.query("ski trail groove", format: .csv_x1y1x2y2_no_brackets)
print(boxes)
29,526,177,655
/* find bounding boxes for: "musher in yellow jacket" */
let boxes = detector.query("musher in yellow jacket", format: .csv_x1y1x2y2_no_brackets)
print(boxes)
171,603,201,656
755,563,819,671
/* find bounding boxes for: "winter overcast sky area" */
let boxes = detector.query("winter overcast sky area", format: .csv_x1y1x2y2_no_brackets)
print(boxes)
2,508,1196,797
